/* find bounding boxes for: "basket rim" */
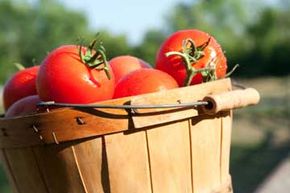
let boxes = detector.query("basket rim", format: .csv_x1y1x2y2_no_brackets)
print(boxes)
0,78,232,148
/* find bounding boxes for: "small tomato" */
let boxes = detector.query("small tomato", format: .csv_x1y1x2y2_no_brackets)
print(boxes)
5,95,41,118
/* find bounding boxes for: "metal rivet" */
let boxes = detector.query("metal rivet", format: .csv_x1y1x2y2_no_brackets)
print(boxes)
32,125,44,141
1,128,8,136
130,108,139,114
52,132,59,144
76,117,86,125
32,125,39,132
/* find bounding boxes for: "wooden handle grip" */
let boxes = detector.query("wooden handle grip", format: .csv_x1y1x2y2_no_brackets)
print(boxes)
202,88,260,114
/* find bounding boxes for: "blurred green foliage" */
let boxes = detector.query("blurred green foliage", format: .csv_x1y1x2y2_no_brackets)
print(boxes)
0,0,134,83
0,0,89,81
0,0,290,84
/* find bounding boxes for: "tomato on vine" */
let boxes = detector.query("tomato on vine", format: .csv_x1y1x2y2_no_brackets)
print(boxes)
36,40,115,104
156,29,227,86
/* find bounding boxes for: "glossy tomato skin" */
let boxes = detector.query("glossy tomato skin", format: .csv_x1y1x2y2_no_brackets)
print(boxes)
5,95,41,118
3,66,39,111
37,45,115,103
113,68,178,99
156,29,227,86
109,55,151,83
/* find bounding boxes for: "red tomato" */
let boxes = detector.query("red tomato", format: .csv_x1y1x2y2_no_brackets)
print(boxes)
109,55,151,83
3,66,39,111
114,68,178,98
5,95,41,118
36,45,115,103
156,29,227,86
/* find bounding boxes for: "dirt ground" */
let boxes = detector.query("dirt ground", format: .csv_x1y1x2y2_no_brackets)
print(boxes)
232,76,289,146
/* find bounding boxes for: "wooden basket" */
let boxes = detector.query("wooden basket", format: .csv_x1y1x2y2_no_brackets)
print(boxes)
0,78,260,193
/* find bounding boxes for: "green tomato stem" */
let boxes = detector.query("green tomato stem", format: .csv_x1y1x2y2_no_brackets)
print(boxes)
78,36,111,80
226,64,239,77
165,37,218,87
166,51,197,86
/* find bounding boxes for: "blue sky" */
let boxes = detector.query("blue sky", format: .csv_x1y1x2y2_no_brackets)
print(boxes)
60,0,191,45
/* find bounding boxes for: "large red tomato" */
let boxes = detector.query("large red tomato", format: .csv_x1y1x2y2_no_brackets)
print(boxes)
3,65,39,111
114,68,178,98
37,45,115,103
5,95,41,118
109,55,151,83
156,29,227,86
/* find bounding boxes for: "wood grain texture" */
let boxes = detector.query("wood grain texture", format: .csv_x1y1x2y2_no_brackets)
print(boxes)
72,137,108,193
4,147,49,193
0,94,133,148
0,149,20,193
32,142,87,193
0,78,236,193
190,115,222,193
0,78,232,148
211,175,233,193
146,121,192,193
131,78,232,129
202,88,260,114
220,111,233,184
105,131,152,193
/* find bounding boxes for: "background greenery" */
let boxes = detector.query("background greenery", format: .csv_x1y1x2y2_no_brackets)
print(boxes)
0,0,289,192
0,0,290,82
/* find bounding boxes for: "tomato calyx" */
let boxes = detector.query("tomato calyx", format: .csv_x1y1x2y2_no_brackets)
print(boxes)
79,39,111,80
166,38,218,86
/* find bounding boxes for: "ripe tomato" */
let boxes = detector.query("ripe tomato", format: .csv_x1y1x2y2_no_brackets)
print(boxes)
113,68,178,98
5,95,41,118
37,44,115,103
156,29,227,86
109,55,151,83
3,65,39,111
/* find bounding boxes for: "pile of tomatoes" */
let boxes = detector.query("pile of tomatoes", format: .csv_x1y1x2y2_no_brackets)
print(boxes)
2,29,227,117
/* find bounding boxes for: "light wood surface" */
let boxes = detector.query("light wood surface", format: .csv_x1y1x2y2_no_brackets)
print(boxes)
190,115,222,193
105,131,152,193
0,78,240,193
72,138,106,193
146,121,192,193
220,112,233,184
203,88,260,114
